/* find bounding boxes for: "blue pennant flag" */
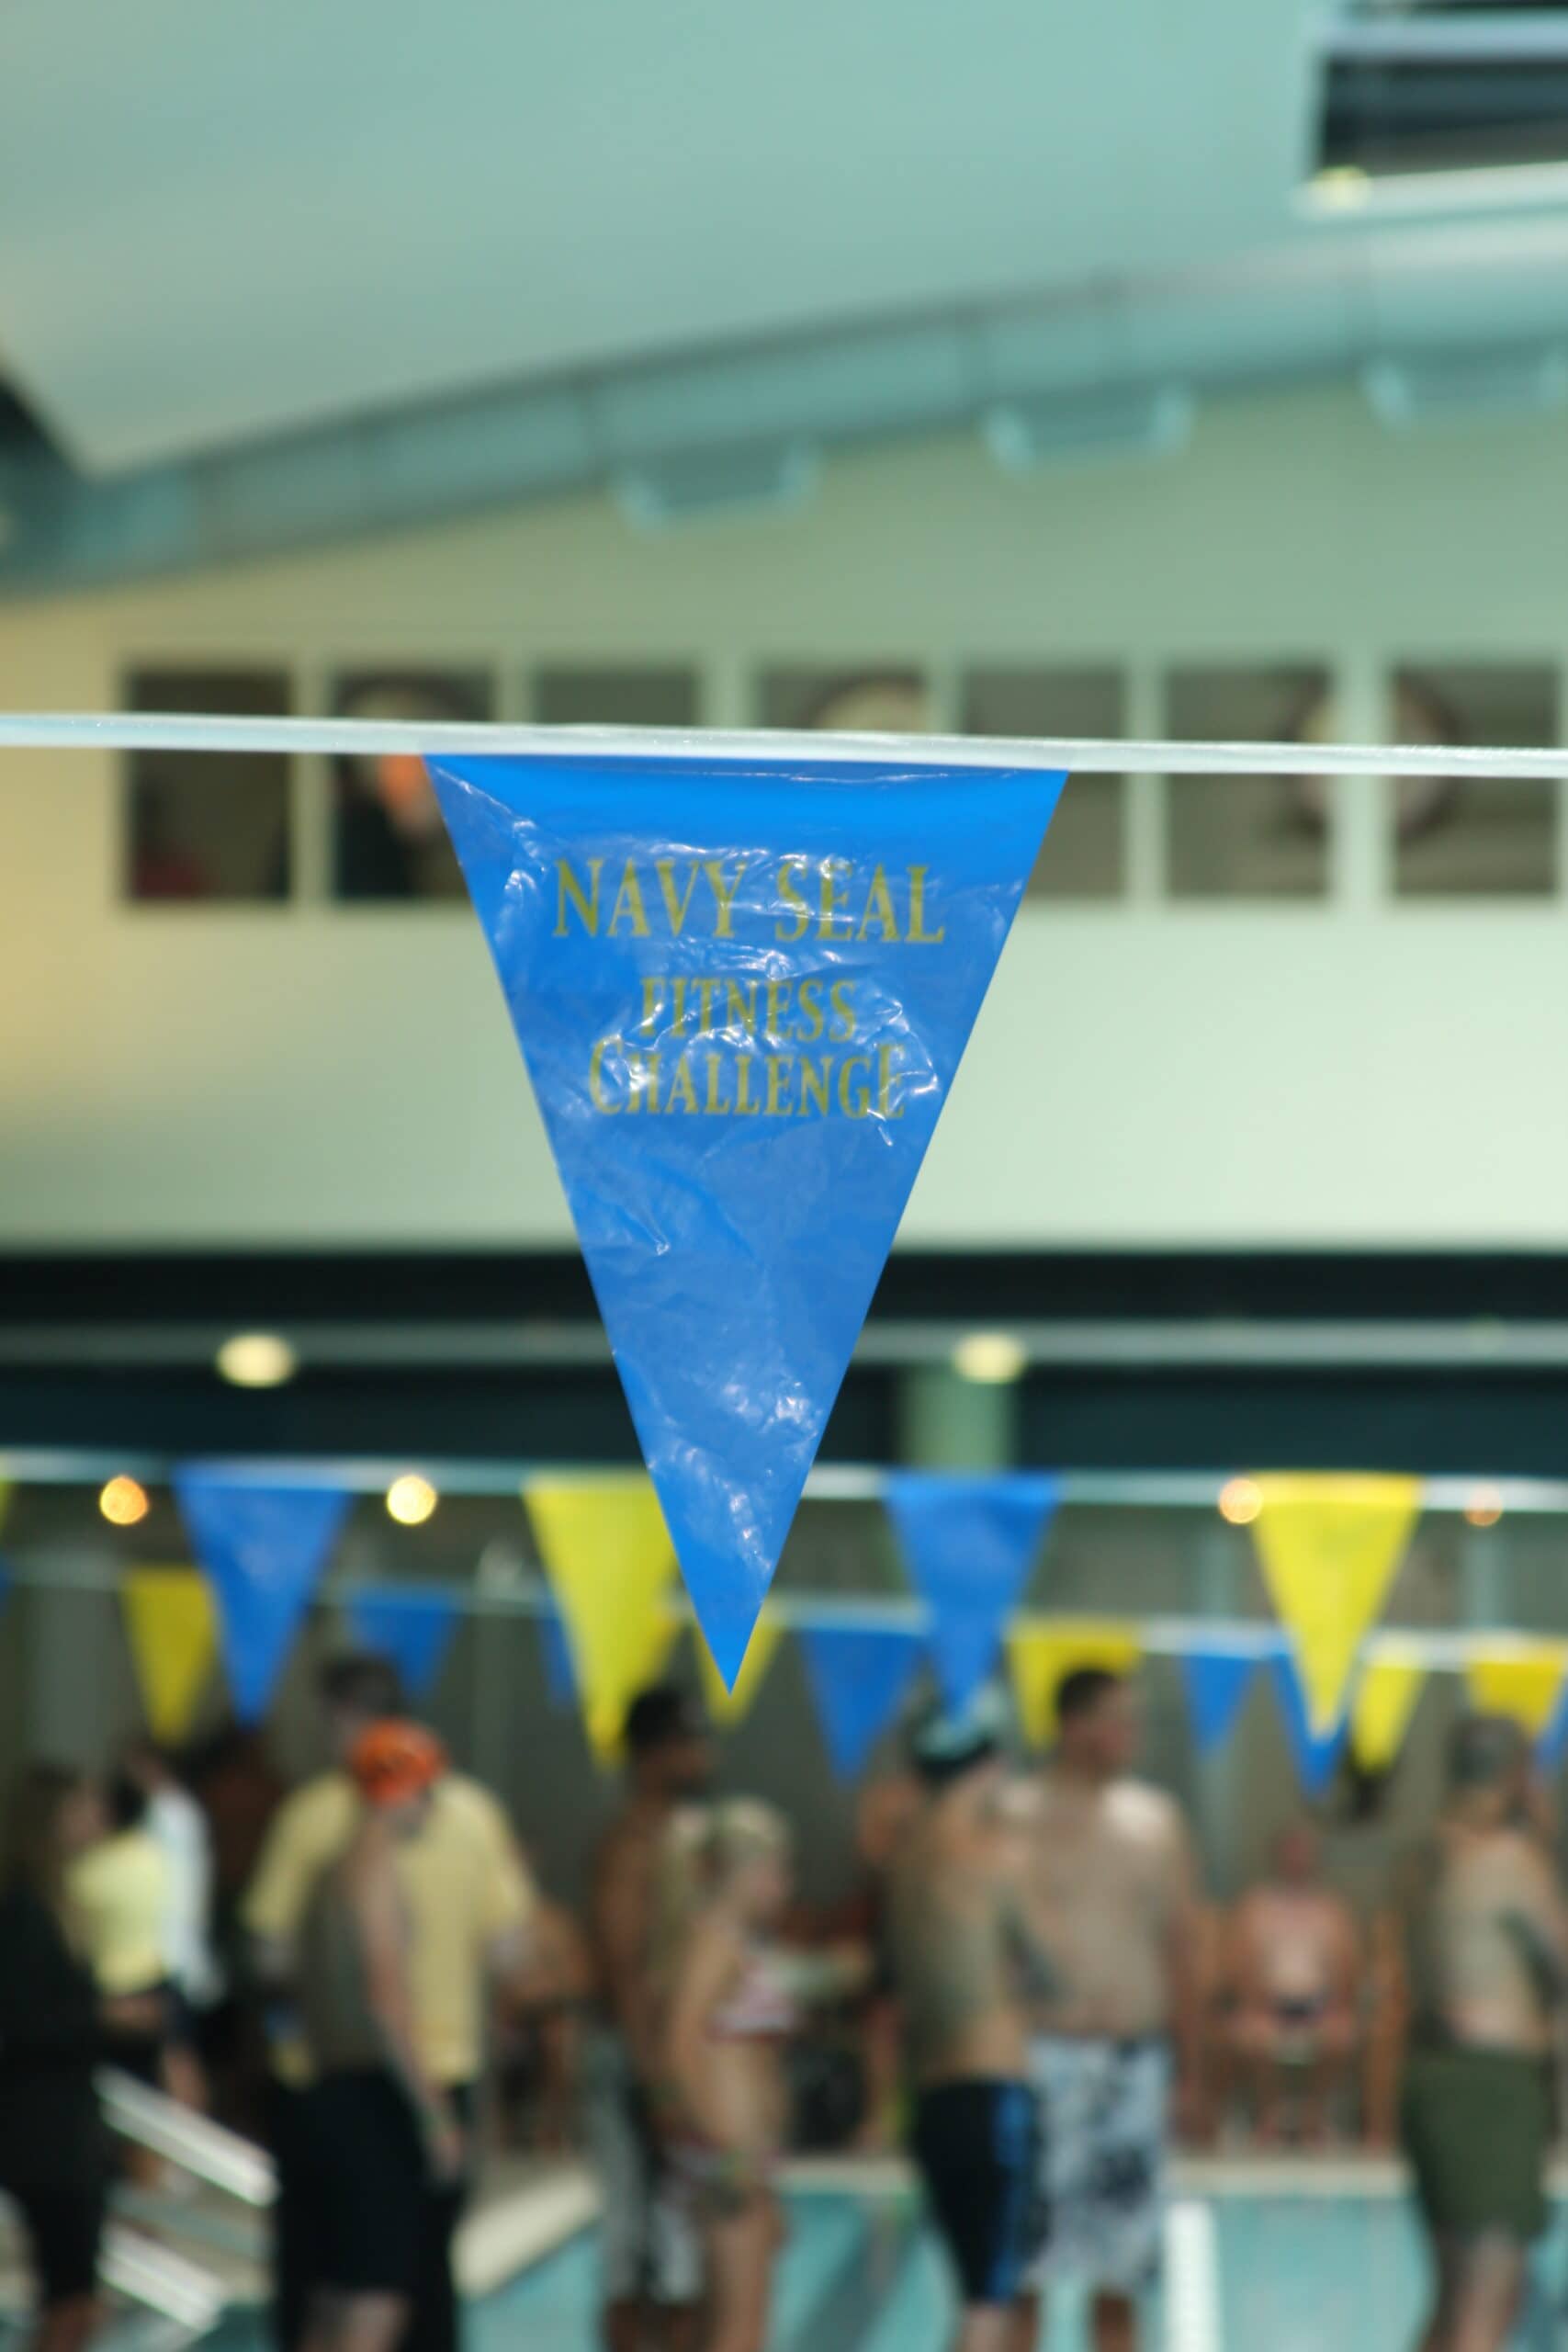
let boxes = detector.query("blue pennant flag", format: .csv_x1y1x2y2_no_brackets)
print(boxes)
347,1586,461,1700
799,1623,926,1781
1270,1652,1348,1797
175,1469,352,1723
540,1606,577,1707
430,752,1064,1683
1538,1680,1568,1774
1181,1647,1262,1757
885,1471,1061,1713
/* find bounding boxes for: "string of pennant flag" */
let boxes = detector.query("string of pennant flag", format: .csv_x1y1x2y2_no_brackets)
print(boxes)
8,736,1568,1793
4,1466,1567,1796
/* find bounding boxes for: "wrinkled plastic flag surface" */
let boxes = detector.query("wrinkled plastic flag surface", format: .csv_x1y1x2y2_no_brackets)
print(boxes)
430,753,1065,1681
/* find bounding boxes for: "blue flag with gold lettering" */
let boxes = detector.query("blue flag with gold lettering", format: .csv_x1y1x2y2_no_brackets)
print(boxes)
430,753,1065,1680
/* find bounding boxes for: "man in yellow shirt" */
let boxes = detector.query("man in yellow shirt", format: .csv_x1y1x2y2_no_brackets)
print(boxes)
243,1654,535,2352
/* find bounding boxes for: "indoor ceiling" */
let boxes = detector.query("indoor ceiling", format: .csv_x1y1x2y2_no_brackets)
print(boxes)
0,0,1376,472
3,1,1568,587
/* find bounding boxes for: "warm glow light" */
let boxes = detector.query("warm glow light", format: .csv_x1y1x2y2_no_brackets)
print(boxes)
1219,1476,1264,1528
951,1332,1028,1385
216,1332,298,1388
1307,164,1371,213
1464,1485,1505,1530
387,1474,438,1527
100,1475,150,1528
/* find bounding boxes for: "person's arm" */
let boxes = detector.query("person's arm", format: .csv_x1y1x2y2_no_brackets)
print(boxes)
992,1826,1064,2007
349,1854,462,2180
1164,1812,1209,2139
773,1942,873,2007
665,1917,748,2150
468,1787,537,1979
242,1789,330,1989
592,1833,659,2063
1499,1838,1568,2013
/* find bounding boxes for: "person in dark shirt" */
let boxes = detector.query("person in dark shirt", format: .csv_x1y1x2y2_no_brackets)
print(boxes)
0,1765,158,2352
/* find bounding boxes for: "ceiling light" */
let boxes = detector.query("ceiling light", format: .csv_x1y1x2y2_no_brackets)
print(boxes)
99,1475,150,1528
1219,1476,1264,1528
951,1332,1028,1385
215,1333,299,1388
1464,1484,1504,1530
386,1474,438,1527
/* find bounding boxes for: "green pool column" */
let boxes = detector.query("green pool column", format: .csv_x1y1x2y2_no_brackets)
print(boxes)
896,1364,1019,1469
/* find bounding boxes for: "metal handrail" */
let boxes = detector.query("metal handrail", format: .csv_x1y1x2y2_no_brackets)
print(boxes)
96,2072,276,2209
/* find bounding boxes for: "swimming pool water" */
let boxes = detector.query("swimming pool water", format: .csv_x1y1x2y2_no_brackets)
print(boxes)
479,2186,1568,2351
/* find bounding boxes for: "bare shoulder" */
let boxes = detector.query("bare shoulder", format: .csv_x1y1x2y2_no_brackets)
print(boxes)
1107,1779,1187,1844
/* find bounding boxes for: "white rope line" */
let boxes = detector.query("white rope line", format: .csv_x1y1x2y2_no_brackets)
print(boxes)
1,712,1567,780
3,1451,1563,1516
0,1549,1552,1668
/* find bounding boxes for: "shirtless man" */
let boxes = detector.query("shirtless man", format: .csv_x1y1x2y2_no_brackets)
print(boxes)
1396,1713,1568,2352
887,1693,1056,2352
1223,1820,1362,2143
295,1724,460,2352
1019,1668,1205,2352
586,1684,713,2352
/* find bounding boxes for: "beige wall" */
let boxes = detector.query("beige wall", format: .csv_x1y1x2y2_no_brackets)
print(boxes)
6,379,1568,1248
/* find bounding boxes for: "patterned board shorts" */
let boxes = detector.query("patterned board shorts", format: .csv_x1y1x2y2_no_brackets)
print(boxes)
1025,2036,1170,2296
582,2030,702,2307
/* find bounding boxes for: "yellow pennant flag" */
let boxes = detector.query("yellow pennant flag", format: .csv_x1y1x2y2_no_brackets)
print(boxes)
696,1614,783,1726
1467,1645,1568,1739
524,1476,680,1760
1009,1621,1142,1748
121,1568,220,1744
1350,1651,1427,1774
1251,1475,1421,1736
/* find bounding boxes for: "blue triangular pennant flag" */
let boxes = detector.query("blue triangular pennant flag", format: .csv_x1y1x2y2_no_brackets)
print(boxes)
430,753,1064,1683
1537,1679,1568,1773
1180,1647,1262,1757
347,1586,461,1700
886,1471,1061,1712
175,1468,352,1723
1270,1652,1348,1797
540,1605,577,1706
799,1623,925,1780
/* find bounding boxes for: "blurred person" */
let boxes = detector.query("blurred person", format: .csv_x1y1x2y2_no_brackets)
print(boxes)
493,1892,592,2154
1018,1668,1205,2352
294,1724,462,2352
657,1802,867,2352
69,1770,175,2104
121,1738,222,2110
840,1766,922,2151
887,1692,1057,2352
244,1652,536,2352
186,1724,287,2132
0,1767,158,2352
1221,1820,1363,2144
586,1683,714,2352
1394,1714,1568,2352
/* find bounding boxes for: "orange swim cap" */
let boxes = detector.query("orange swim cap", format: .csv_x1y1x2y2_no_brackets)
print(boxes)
349,1720,447,1807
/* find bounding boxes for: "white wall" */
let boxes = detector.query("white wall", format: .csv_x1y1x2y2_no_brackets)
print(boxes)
6,379,1568,1250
